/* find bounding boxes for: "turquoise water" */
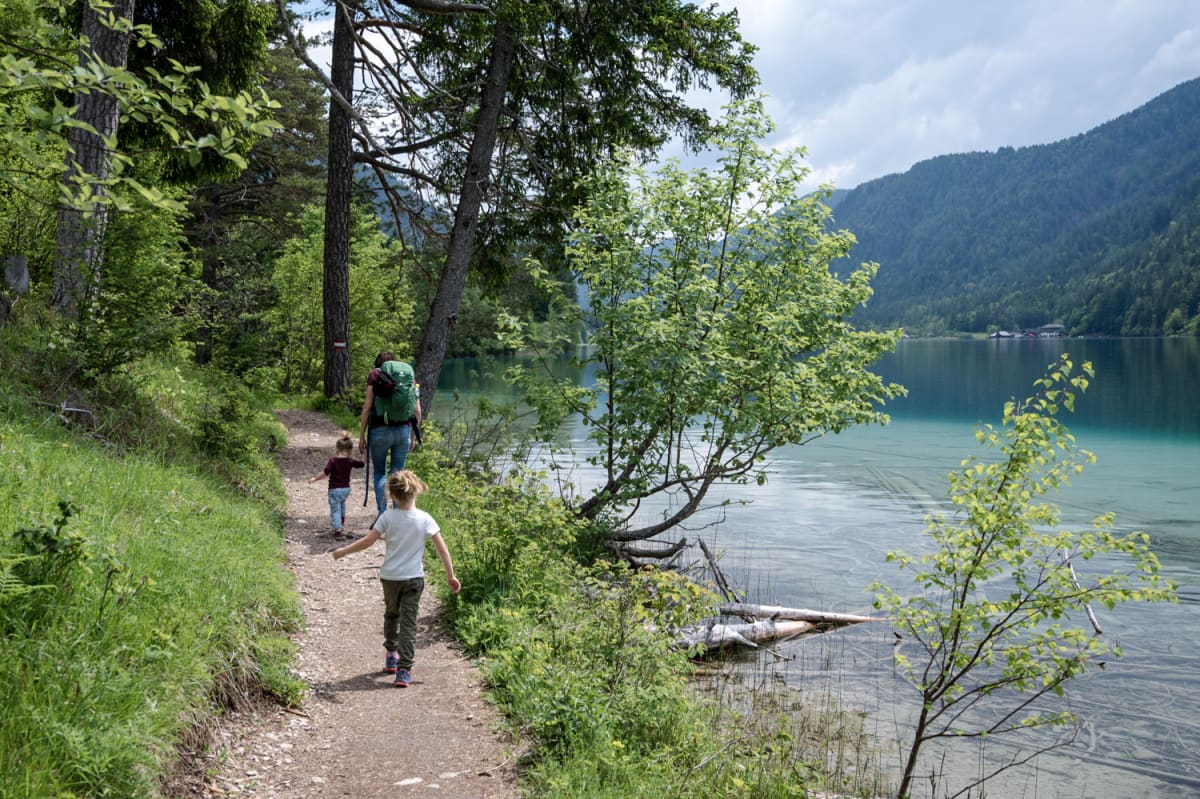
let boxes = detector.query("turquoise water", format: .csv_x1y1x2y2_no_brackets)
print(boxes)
438,338,1200,797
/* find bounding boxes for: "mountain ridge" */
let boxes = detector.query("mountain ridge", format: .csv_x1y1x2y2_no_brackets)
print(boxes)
831,75,1200,336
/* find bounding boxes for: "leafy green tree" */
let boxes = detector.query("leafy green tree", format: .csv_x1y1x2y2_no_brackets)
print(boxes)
515,100,902,540
872,356,1177,799
77,203,205,374
0,0,279,326
122,0,278,183
280,0,757,406
186,43,330,372
266,202,417,392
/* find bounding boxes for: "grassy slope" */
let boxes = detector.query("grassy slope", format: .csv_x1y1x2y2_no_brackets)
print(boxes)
0,340,302,797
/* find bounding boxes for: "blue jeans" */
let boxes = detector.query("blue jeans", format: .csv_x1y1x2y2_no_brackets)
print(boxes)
368,423,411,514
327,487,351,531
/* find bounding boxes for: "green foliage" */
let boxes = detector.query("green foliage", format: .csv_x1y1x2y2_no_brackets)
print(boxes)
187,45,330,373
419,466,583,625
70,200,206,373
0,414,301,798
376,0,758,274
1,183,204,378
266,202,418,393
516,98,902,537
125,0,278,182
194,382,263,461
418,454,874,798
432,277,578,358
9,499,85,591
837,77,1200,336
480,561,707,756
871,356,1177,798
0,0,285,378
0,0,281,214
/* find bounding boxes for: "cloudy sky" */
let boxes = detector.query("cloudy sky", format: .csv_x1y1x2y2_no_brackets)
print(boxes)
704,0,1200,191
298,2,1200,192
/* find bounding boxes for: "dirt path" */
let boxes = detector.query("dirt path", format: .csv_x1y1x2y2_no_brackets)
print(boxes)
197,409,520,798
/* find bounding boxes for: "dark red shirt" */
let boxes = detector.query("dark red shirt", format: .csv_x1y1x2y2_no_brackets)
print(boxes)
322,456,365,489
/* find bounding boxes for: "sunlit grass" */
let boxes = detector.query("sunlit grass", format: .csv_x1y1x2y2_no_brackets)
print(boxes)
0,318,302,797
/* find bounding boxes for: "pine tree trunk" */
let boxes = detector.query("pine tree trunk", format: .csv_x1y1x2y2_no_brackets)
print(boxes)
413,20,515,415
50,0,137,318
321,1,355,400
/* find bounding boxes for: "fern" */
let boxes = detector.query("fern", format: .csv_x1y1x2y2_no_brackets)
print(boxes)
0,554,51,605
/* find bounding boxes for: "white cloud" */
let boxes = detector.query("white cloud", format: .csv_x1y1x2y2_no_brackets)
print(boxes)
698,0,1200,191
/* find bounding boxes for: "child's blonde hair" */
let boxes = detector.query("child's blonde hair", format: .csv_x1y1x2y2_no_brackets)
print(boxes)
335,431,354,455
387,469,427,503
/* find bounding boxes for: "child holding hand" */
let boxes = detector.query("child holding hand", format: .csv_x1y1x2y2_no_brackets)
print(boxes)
330,469,460,687
308,431,365,539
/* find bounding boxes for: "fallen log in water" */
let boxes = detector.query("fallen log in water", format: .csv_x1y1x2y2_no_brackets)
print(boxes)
676,619,816,652
717,603,879,625
677,603,879,654
609,537,689,560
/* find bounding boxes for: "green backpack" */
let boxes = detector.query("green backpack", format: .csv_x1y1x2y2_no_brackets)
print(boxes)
372,360,417,425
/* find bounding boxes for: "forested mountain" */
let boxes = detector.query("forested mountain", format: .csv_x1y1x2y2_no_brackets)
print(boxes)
833,76,1200,336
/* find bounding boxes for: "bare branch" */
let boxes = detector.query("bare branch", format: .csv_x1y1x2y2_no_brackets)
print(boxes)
351,148,439,186
274,0,393,164
391,0,490,15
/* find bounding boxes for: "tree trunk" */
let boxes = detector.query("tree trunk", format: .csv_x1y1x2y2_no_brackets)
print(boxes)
897,700,933,799
412,19,515,416
50,0,137,318
321,1,355,400
717,603,879,625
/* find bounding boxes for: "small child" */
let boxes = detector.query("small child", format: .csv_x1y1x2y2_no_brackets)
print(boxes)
308,431,365,539
330,469,460,687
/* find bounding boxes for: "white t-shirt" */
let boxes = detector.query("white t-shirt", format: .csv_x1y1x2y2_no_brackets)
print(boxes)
372,507,440,580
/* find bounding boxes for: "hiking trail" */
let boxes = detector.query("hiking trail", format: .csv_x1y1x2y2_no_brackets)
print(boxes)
194,409,519,798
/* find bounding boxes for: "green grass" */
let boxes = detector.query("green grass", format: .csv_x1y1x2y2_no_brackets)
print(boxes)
0,317,303,798
0,416,303,797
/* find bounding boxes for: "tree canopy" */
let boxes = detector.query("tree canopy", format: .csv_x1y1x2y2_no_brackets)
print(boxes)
282,0,759,406
515,100,903,540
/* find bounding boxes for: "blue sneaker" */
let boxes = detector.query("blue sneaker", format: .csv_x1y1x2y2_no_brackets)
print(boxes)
393,668,411,688
384,653,399,674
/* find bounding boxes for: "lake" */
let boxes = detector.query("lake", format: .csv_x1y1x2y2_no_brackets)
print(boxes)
437,337,1200,799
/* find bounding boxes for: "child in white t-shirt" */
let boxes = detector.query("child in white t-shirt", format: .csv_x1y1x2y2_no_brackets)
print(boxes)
331,469,460,687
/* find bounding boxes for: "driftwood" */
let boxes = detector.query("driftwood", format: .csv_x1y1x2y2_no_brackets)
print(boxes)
610,537,689,560
618,534,879,655
717,603,878,626
698,538,741,602
677,603,877,655
677,619,816,652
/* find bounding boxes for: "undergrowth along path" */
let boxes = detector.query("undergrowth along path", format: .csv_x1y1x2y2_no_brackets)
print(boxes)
199,409,518,798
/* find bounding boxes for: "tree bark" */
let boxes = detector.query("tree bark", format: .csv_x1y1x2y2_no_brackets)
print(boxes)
676,619,816,653
50,0,137,318
412,19,515,416
322,1,355,400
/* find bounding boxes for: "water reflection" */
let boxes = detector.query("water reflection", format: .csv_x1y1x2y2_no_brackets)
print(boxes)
875,337,1200,438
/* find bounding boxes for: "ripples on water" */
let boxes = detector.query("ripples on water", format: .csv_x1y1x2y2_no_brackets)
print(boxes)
704,416,1200,799
440,339,1200,798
